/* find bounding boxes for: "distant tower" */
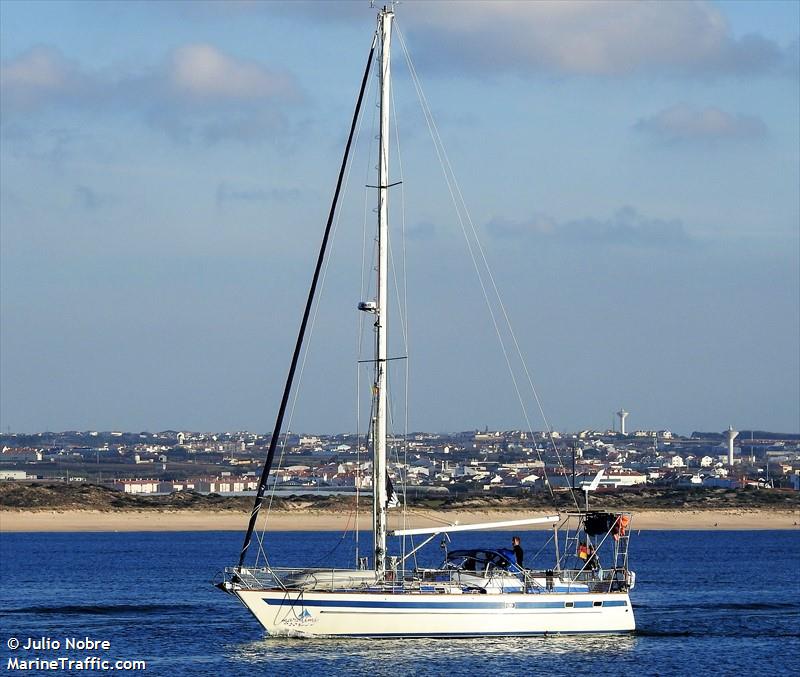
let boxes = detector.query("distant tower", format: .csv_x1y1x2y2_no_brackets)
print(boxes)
616,409,629,435
724,426,739,467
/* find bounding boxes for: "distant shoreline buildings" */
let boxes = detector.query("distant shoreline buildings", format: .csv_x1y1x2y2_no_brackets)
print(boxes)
2,426,799,494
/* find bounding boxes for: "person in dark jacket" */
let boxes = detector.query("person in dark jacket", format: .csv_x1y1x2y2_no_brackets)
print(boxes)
586,544,600,571
511,536,524,567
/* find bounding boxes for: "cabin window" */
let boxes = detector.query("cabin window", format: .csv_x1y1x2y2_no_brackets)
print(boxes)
593,601,603,607
564,601,574,608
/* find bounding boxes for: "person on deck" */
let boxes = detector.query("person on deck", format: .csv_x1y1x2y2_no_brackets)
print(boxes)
586,544,600,572
511,536,524,567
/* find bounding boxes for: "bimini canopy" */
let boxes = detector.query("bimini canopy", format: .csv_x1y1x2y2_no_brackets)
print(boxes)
445,549,523,575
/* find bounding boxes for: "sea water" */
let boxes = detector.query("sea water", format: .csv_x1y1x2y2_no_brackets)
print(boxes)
1,529,798,676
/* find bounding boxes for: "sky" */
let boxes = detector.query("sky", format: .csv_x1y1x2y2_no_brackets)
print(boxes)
1,0,798,436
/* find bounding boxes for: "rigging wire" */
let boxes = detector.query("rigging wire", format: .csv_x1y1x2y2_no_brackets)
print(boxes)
395,23,579,510
251,39,379,566
393,35,413,567
356,59,383,567
308,507,358,567
388,75,413,564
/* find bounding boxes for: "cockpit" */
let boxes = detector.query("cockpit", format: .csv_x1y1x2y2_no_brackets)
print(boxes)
443,549,523,576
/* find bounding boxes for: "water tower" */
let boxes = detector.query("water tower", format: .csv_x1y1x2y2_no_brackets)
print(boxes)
616,409,629,435
724,426,739,467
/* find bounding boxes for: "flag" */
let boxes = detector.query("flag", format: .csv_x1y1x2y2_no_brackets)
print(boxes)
386,474,400,509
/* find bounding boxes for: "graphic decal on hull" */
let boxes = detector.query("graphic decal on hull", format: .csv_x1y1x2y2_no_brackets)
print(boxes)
278,607,317,628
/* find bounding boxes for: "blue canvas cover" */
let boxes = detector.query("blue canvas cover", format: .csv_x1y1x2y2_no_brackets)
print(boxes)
496,548,523,575
445,549,523,575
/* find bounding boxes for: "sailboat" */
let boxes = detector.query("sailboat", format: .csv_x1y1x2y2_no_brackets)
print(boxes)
218,6,636,637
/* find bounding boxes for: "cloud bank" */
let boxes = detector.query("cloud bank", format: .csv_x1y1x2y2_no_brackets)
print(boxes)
634,104,767,144
400,1,794,78
190,1,796,79
215,182,302,206
0,43,301,143
0,46,91,110
486,207,692,249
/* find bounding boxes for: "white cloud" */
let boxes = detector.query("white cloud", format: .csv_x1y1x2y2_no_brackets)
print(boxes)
165,43,295,102
0,46,89,110
0,43,301,144
635,105,767,143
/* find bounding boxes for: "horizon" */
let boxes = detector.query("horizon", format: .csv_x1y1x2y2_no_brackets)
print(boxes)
3,425,797,439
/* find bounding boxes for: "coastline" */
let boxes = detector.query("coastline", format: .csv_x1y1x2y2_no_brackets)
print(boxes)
1,508,797,533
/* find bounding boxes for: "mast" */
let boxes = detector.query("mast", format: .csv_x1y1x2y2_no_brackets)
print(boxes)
373,5,393,577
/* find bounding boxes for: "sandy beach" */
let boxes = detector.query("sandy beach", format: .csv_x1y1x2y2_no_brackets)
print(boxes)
1,508,797,532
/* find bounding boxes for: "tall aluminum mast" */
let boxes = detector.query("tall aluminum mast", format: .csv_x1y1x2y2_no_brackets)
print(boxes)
373,5,393,577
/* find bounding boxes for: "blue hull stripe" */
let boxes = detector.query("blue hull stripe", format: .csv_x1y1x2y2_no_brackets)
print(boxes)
265,630,634,638
262,598,627,610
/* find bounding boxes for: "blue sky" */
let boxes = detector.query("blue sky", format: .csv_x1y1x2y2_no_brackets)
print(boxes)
1,1,797,435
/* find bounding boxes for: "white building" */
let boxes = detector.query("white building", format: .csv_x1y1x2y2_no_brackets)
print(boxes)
113,479,160,494
1,447,42,462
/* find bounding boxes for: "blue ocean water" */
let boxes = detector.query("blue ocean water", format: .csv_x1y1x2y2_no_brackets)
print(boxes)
1,529,798,676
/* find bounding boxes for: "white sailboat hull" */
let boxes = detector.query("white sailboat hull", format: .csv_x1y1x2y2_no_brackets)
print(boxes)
235,589,635,637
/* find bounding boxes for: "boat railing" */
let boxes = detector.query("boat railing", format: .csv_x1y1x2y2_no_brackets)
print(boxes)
224,566,282,589
558,566,634,593
225,565,381,591
225,564,632,594
416,564,634,594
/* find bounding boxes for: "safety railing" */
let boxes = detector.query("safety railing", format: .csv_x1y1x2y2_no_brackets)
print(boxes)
225,564,633,594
